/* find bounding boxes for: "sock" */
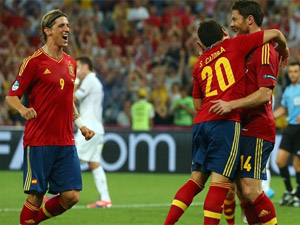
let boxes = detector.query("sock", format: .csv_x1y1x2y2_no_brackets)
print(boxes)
223,195,235,225
36,195,68,223
20,199,40,225
164,179,204,225
253,192,277,225
296,172,300,198
240,201,260,224
279,166,293,192
92,166,111,202
203,181,230,225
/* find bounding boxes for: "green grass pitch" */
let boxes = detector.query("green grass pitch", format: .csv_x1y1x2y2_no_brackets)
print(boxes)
0,171,298,224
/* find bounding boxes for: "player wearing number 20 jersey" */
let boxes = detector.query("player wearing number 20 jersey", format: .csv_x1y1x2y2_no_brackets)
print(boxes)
191,30,264,178
7,48,77,147
193,31,264,124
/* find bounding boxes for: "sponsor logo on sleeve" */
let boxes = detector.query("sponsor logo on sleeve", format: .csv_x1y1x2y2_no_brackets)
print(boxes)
263,74,276,81
12,81,19,91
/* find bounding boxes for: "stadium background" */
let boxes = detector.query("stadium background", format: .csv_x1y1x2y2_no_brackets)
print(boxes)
0,0,300,224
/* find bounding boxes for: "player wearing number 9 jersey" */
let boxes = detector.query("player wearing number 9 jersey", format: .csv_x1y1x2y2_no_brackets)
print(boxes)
164,19,288,225
7,49,76,146
5,9,95,225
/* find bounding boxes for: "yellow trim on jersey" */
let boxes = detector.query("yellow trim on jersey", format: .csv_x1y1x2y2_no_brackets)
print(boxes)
204,210,222,219
262,217,278,225
42,205,53,218
172,200,188,211
254,138,263,179
262,43,270,65
18,50,42,76
223,122,240,177
23,146,32,191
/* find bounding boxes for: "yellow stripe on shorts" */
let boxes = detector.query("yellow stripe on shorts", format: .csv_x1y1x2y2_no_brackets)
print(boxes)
23,146,32,191
254,138,263,179
223,122,240,177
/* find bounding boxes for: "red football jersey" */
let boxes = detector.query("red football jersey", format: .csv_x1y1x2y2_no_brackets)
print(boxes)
7,49,77,147
241,43,279,142
193,31,264,124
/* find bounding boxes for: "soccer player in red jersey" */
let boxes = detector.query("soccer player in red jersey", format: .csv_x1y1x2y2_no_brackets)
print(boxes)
5,9,94,225
209,1,289,224
163,19,288,225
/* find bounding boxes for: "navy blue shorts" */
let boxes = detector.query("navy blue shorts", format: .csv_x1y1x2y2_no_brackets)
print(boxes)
236,136,274,180
192,120,241,178
23,145,82,194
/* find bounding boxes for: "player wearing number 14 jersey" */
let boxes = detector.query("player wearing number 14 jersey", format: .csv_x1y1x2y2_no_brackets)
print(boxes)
163,19,288,225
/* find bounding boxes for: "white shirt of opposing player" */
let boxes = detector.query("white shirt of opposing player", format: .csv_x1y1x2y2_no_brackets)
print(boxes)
75,72,104,134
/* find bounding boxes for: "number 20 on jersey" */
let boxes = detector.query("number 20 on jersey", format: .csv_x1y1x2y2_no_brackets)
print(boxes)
201,57,236,97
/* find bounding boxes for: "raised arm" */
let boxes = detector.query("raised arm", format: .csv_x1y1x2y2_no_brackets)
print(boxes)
263,29,287,48
263,29,289,66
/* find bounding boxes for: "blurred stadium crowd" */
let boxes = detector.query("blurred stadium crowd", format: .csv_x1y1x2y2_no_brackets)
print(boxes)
0,0,299,127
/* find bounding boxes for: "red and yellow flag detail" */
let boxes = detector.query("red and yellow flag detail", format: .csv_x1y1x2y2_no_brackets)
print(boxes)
31,179,37,184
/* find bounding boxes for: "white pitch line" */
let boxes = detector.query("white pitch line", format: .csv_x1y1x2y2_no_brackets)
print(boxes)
0,202,204,213
0,200,280,213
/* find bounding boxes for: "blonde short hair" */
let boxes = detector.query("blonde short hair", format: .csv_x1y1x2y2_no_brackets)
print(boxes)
41,9,67,42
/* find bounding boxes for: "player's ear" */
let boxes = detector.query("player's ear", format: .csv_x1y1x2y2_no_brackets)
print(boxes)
44,27,52,37
247,15,254,26
196,41,205,52
221,28,228,37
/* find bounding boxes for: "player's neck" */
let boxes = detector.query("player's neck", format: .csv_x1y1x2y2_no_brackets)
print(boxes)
42,43,64,61
248,27,261,34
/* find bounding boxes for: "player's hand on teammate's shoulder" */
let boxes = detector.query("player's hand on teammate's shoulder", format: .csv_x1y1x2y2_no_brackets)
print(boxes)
276,46,290,67
19,107,37,120
80,126,95,141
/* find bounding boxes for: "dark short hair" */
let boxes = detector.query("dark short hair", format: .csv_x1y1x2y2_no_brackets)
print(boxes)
232,0,263,26
288,61,300,68
197,19,223,47
41,9,67,42
76,56,94,71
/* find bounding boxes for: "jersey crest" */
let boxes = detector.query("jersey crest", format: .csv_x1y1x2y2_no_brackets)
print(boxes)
68,61,75,76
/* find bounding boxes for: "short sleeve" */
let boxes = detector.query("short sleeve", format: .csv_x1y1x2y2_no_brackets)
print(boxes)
7,57,36,98
232,31,264,57
255,43,279,89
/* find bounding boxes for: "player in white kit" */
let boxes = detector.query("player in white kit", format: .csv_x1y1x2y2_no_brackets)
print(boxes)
74,56,112,208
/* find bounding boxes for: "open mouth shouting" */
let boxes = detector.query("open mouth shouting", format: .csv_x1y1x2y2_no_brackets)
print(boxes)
62,34,68,43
